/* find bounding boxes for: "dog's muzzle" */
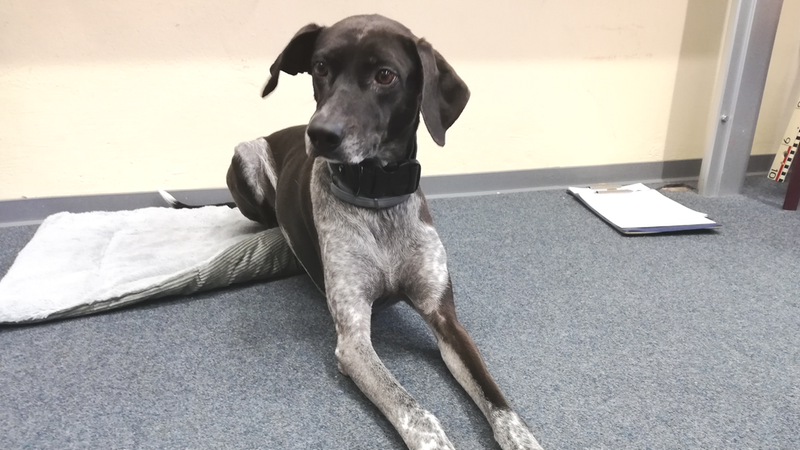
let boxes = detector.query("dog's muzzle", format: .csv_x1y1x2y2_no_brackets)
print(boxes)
307,122,345,158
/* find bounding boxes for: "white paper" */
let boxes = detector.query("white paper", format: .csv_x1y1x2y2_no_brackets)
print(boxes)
568,183,716,229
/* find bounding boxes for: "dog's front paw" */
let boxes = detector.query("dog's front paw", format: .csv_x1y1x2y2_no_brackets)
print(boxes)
490,408,544,450
398,408,455,450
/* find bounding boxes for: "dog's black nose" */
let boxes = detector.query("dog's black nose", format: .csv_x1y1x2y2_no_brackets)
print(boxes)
307,123,344,154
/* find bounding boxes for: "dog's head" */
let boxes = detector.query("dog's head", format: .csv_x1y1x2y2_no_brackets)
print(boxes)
262,15,469,165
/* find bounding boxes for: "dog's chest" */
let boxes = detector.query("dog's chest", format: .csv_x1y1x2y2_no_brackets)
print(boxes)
310,161,448,300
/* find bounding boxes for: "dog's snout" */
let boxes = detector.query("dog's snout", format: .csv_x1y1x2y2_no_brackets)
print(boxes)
307,123,344,154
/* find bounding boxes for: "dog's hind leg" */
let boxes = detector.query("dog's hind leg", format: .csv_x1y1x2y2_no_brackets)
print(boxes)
418,283,544,450
226,138,279,228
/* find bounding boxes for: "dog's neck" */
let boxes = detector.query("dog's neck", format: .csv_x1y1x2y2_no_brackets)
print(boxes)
327,138,421,209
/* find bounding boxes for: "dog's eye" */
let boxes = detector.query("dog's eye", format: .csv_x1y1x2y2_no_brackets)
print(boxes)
375,69,396,85
313,62,329,77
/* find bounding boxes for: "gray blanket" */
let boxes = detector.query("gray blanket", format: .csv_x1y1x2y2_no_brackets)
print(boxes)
0,206,303,323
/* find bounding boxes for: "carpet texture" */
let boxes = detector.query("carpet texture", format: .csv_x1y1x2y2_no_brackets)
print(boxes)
1,176,798,449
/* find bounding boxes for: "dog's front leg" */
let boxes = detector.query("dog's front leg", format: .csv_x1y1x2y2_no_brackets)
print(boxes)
417,283,544,450
328,292,456,450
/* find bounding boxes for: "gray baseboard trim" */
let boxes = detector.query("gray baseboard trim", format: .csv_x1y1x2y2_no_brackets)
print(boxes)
0,189,235,228
0,155,775,227
423,154,772,198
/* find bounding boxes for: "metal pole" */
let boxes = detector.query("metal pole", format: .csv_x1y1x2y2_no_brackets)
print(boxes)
698,0,783,196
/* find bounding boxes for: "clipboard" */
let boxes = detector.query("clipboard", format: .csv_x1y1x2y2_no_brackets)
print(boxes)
567,183,721,235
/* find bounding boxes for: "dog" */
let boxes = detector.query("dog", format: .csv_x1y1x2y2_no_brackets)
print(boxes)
225,15,543,450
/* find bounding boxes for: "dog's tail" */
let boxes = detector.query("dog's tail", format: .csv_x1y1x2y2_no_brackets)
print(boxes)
158,189,236,209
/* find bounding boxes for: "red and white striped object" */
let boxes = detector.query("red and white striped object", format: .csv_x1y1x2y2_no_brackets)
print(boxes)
768,100,800,182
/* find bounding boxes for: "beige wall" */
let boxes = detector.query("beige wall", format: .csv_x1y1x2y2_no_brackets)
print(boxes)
1,0,798,200
754,0,800,155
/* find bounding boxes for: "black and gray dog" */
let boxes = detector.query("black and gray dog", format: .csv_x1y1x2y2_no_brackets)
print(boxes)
226,14,543,450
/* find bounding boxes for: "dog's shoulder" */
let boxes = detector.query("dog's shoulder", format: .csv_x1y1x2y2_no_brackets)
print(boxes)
264,125,307,170
263,125,327,294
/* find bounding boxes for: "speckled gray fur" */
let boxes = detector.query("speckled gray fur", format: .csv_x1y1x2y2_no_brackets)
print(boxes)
309,159,542,449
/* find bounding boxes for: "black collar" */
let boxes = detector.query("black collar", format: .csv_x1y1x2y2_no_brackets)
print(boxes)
327,138,421,209
328,159,421,209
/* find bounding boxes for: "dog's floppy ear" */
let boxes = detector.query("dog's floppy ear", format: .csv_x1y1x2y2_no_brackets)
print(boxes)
416,39,470,146
262,24,324,98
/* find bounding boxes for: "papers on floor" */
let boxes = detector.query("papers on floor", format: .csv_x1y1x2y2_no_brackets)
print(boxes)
567,183,720,234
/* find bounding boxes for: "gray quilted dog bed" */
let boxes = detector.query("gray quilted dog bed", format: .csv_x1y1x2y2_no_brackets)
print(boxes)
0,206,303,324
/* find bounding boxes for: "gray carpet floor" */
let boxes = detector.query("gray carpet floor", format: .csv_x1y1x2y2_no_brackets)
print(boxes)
1,176,798,450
